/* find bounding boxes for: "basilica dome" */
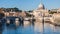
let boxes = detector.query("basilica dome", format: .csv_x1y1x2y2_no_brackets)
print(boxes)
38,3,45,10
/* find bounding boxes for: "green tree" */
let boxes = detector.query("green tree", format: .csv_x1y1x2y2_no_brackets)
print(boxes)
0,13,5,19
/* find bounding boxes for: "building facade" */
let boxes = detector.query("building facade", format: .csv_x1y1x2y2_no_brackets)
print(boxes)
33,3,49,22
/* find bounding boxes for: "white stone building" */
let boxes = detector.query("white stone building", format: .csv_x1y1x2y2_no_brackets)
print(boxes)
33,3,49,22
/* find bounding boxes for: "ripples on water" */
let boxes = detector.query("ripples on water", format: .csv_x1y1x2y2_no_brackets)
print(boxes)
0,22,60,34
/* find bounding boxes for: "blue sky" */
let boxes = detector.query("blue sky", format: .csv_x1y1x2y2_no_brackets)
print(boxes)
0,0,60,10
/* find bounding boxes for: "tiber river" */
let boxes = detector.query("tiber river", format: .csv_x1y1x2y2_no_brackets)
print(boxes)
0,21,60,34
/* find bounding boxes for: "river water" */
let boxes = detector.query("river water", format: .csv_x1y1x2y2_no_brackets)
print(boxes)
1,22,60,34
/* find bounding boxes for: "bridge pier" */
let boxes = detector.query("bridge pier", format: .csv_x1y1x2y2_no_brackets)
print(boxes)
19,18,24,26
6,19,10,24
29,18,35,25
15,18,20,26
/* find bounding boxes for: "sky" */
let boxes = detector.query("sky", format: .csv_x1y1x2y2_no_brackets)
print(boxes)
0,0,60,10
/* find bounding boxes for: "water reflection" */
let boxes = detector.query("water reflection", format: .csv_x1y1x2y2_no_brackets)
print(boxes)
34,22,43,34
0,23,2,34
0,21,60,34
